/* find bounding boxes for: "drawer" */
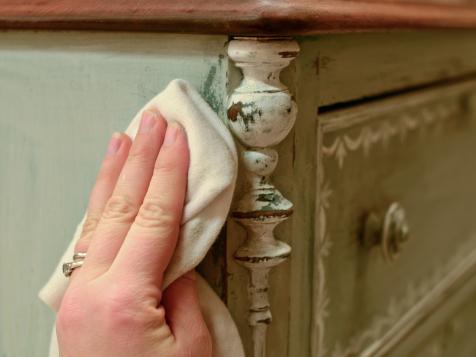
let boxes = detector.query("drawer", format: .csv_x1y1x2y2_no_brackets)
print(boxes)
298,31,476,107
314,80,476,355
395,274,476,357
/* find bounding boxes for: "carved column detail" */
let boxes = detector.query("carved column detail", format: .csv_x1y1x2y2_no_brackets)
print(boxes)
226,37,299,357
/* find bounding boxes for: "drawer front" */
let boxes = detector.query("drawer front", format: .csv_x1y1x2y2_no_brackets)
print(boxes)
313,80,476,355
298,31,476,106
300,31,476,107
408,300,476,357
396,275,476,357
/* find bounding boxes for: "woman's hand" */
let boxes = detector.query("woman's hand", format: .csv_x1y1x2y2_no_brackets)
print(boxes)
56,110,212,357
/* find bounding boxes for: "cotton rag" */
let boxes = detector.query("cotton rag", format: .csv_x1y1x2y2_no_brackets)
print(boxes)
39,79,245,357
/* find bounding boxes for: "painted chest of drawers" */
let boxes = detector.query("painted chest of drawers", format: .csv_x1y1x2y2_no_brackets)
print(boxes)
1,1,476,356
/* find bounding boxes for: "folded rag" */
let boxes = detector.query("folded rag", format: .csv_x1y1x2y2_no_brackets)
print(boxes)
39,79,245,357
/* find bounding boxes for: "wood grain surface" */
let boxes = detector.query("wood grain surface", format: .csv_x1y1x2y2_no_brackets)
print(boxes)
2,0,476,34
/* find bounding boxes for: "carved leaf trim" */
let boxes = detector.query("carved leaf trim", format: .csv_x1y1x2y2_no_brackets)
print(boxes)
314,178,332,356
321,101,460,169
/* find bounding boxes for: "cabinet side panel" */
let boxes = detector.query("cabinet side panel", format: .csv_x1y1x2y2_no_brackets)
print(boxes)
0,31,228,357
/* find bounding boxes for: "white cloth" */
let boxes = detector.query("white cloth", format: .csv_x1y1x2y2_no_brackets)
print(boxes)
39,79,245,357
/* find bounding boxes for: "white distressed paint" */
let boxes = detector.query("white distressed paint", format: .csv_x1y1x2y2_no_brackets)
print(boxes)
226,37,299,357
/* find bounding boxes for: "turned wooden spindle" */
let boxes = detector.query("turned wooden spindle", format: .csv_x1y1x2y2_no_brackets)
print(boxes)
226,37,299,357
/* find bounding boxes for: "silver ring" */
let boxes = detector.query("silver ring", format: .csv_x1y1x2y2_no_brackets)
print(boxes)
63,252,87,277
73,252,87,261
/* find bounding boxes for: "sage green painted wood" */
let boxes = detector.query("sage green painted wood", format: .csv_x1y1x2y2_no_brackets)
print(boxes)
0,31,228,357
225,35,320,357
227,33,476,357
319,82,476,354
3,28,476,357
407,290,476,356
298,31,476,107
393,273,476,357
287,51,320,357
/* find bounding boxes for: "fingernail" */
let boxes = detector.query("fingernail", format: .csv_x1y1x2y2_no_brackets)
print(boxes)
106,132,122,155
139,110,156,133
163,122,181,147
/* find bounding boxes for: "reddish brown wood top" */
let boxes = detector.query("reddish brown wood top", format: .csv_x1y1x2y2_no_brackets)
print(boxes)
1,0,476,35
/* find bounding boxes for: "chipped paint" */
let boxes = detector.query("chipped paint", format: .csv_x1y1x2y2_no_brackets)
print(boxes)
279,50,299,58
227,100,261,131
256,192,283,210
235,252,291,264
227,37,299,357
314,57,320,75
232,209,293,219
256,318,272,324
227,102,241,121
199,53,226,118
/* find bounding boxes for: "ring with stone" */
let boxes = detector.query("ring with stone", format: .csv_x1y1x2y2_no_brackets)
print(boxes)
62,252,87,277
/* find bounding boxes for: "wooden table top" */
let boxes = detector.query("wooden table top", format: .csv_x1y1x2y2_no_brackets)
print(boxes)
1,0,476,35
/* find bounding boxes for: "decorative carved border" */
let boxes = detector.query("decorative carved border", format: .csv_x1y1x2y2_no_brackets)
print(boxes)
312,169,333,356
312,81,476,356
322,100,460,168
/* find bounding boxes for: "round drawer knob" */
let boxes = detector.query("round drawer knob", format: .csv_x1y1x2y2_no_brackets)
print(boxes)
363,202,410,261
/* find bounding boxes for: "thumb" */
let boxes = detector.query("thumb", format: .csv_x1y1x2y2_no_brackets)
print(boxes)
162,271,212,356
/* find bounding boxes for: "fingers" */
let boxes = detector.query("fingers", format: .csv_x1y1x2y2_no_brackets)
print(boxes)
111,122,189,287
162,271,212,356
80,110,167,278
74,133,131,254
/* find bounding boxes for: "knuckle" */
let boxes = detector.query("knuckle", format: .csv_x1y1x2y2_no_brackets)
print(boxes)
57,285,146,336
80,215,100,238
154,305,167,327
154,156,178,176
100,287,144,330
135,198,177,230
102,195,138,224
128,143,155,164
